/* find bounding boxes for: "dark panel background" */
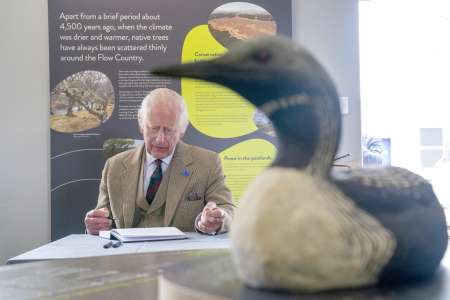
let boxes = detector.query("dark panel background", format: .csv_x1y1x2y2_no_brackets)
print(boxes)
49,0,292,240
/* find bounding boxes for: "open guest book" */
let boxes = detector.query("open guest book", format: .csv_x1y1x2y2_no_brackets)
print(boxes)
109,227,187,242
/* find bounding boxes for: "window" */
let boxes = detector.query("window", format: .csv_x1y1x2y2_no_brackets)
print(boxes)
359,0,450,209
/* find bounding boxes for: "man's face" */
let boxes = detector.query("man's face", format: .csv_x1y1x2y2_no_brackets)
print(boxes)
141,100,183,159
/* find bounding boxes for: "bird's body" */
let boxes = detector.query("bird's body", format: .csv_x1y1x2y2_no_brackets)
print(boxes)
153,36,447,292
334,166,447,284
234,167,396,291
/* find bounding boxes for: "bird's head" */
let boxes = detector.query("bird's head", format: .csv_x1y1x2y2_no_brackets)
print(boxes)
152,36,342,172
152,35,339,114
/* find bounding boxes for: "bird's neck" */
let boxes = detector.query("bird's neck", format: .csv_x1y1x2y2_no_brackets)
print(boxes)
308,94,341,177
268,93,341,178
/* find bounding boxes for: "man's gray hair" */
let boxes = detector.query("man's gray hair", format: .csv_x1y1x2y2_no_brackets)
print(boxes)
137,88,189,133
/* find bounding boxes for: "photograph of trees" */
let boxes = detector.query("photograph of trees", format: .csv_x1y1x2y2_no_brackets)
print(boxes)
50,70,115,133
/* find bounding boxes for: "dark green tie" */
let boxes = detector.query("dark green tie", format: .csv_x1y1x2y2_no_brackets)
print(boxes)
146,159,162,205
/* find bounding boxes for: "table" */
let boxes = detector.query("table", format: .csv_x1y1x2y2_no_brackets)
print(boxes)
160,253,450,300
1,248,227,300
3,235,450,300
7,232,230,264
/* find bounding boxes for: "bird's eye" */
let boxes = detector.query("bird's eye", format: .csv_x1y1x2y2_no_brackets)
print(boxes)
252,50,272,63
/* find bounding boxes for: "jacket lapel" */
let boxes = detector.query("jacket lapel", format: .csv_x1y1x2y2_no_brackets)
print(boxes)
164,142,192,226
120,145,145,228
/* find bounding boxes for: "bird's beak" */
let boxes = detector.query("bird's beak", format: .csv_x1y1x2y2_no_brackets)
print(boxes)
151,58,229,86
152,61,199,79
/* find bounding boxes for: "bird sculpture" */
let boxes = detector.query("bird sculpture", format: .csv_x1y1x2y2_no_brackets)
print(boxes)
152,36,448,292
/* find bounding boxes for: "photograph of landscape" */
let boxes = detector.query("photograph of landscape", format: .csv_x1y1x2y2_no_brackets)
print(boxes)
208,2,277,48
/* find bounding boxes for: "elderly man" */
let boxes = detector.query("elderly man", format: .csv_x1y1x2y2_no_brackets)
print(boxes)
85,88,235,235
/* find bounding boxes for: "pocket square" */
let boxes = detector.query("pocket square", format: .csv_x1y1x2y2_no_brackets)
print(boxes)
186,191,202,201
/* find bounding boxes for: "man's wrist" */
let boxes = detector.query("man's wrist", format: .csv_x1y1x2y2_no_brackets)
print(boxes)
194,213,219,235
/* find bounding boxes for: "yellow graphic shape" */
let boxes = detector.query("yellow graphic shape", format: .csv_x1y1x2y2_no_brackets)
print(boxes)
181,25,257,138
220,139,276,204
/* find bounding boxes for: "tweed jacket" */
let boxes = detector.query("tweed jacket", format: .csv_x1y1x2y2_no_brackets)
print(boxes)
96,142,235,232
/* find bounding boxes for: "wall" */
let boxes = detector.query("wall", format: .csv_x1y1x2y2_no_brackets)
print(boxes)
293,0,362,167
0,0,50,263
0,0,360,264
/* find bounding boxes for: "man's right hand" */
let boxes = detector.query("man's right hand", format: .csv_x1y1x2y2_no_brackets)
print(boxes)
84,208,112,235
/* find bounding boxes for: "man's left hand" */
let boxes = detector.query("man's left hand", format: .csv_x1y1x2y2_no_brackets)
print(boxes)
197,201,225,234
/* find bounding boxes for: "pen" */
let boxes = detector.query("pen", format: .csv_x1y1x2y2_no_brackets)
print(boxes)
108,214,118,228
103,241,113,249
107,215,118,221
112,241,122,248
